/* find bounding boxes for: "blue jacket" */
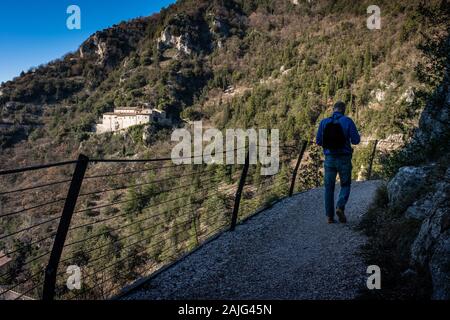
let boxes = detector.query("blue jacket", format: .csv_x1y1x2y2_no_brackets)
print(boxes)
316,112,361,155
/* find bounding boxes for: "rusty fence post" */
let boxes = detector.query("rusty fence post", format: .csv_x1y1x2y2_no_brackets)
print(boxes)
42,154,89,300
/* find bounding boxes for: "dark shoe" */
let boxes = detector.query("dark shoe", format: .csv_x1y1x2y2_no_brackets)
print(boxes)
327,216,336,224
336,208,347,223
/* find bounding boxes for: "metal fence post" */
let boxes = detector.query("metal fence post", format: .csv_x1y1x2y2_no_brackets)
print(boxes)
289,141,308,197
366,140,378,181
42,154,89,300
230,150,250,231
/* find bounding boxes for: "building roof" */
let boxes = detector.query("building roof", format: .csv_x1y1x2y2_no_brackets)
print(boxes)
102,107,165,117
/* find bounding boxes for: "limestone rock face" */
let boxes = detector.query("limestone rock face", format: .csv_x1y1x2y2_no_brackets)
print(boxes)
377,133,405,153
157,12,230,56
142,125,151,144
429,237,450,299
408,168,450,300
401,87,415,103
78,18,147,69
404,83,450,160
414,101,450,147
386,164,449,299
4,101,20,111
387,166,434,210
80,33,123,67
374,89,386,102
209,15,229,40
385,65,450,299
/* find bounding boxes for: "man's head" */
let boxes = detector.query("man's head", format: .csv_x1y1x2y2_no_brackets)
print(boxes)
333,101,346,113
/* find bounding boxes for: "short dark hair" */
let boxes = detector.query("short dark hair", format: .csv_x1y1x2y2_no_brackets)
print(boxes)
333,101,346,113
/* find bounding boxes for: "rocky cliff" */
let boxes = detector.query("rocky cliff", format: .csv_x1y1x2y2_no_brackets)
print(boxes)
383,28,450,298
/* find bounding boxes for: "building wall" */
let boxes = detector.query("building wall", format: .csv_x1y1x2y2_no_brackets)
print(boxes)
136,114,151,125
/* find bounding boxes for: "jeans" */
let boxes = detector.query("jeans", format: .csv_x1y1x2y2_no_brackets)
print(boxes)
324,154,353,218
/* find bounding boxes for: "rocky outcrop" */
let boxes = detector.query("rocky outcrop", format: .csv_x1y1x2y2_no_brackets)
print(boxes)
405,192,434,220
400,87,415,103
4,101,21,111
78,18,148,69
409,168,450,299
382,32,450,297
400,71,450,163
156,9,235,58
378,134,405,153
385,77,449,300
207,14,229,48
157,28,193,55
359,134,405,153
373,88,386,102
413,91,450,150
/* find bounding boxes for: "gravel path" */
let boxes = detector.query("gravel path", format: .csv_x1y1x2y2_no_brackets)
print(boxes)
124,180,383,300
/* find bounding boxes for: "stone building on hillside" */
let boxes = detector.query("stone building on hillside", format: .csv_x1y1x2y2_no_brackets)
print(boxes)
95,107,170,133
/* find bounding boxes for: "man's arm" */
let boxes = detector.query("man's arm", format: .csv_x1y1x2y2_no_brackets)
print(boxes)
316,120,323,146
349,119,360,145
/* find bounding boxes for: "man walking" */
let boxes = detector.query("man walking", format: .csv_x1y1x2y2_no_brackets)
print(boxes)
316,101,360,224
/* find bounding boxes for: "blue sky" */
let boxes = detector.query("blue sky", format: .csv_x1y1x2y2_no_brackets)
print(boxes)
0,0,176,84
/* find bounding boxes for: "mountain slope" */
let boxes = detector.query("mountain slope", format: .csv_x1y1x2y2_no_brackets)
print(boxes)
0,0,444,171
